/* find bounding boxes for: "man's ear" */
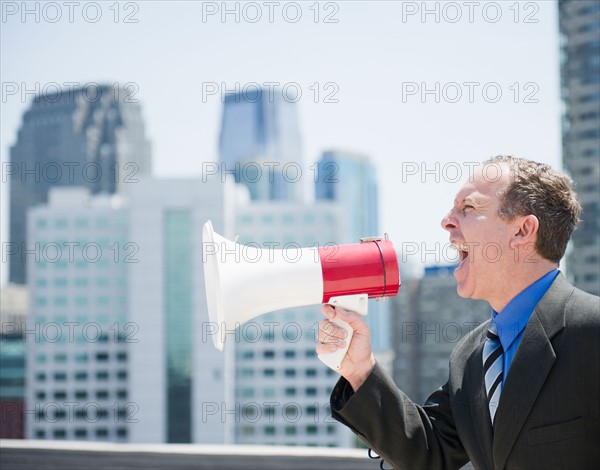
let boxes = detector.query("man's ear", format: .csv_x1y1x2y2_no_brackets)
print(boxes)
512,214,539,247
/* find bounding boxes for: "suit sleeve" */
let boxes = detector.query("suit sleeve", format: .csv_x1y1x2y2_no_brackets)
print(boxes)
331,363,469,470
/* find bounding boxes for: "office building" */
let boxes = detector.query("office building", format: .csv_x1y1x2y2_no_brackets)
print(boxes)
127,177,236,444
0,284,28,439
9,83,152,284
559,0,600,295
25,188,130,441
218,89,303,201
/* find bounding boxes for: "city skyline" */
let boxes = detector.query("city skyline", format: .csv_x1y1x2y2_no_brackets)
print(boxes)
1,1,564,285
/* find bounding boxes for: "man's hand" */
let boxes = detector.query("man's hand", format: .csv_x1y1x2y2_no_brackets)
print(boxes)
316,304,376,391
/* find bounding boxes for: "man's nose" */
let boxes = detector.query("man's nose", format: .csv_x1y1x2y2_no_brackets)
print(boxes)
441,210,457,232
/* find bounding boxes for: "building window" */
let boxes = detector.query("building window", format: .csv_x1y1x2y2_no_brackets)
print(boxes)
74,428,88,438
263,350,275,359
284,369,296,378
96,390,109,400
54,372,67,381
54,353,67,363
53,429,67,439
116,389,128,399
116,370,127,380
36,372,46,382
263,368,275,377
36,391,46,400
284,350,296,359
75,371,88,381
96,352,109,362
285,426,297,435
306,425,318,435
305,387,317,396
285,387,296,397
35,429,46,438
75,353,88,363
96,371,109,381
54,391,67,400
305,369,317,377
264,425,276,436
116,352,127,362
116,428,127,438
75,390,87,400
95,428,109,438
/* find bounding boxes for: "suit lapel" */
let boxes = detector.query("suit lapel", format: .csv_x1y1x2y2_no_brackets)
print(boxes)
492,274,571,469
464,327,495,469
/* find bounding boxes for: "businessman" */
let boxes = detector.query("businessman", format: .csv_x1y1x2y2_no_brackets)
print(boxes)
317,156,600,469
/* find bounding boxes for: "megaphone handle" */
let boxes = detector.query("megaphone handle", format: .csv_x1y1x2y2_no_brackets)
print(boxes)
318,294,368,371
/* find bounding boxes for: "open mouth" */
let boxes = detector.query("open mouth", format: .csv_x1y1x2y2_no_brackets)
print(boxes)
451,242,469,268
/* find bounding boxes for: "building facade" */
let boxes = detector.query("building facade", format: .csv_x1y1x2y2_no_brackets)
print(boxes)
218,89,303,201
559,0,600,295
127,177,236,444
25,188,130,441
0,284,28,439
9,84,152,284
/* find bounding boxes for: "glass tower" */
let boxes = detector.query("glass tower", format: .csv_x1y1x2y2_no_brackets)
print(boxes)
9,84,152,284
218,89,302,201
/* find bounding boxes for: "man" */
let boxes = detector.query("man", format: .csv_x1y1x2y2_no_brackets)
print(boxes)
317,156,600,469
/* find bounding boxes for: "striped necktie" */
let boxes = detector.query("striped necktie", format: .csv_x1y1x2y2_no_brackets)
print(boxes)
482,320,503,424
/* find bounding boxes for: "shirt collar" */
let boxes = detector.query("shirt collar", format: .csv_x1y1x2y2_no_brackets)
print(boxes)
491,269,559,352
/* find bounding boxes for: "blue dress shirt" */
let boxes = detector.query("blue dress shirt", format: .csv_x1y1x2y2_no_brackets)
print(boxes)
491,269,559,384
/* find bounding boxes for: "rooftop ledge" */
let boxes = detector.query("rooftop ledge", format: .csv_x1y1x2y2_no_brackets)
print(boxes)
0,440,380,470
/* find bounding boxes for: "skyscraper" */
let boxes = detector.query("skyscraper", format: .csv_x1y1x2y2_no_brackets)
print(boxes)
25,177,235,444
9,84,152,284
315,150,378,243
127,177,235,444
25,188,130,441
559,0,600,295
218,88,302,201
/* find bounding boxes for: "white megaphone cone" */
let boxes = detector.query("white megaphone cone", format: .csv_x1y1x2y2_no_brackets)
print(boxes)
202,220,400,370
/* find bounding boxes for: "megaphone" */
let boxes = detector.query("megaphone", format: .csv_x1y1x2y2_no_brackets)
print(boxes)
202,220,400,370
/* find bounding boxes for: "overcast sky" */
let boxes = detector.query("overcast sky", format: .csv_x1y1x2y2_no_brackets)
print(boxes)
1,0,562,284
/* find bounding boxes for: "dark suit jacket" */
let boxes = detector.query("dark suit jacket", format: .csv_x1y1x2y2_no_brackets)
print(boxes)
331,274,600,470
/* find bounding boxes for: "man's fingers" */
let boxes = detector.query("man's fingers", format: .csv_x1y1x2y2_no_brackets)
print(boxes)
316,342,338,354
318,319,347,342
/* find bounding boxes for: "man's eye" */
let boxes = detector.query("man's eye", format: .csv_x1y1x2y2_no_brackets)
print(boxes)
462,205,474,213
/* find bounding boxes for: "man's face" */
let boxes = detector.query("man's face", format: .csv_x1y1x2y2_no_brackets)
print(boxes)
441,164,517,304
